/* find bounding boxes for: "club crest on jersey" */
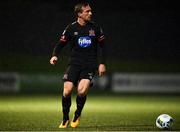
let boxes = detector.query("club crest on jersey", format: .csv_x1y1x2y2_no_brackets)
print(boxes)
89,29,95,36
78,36,92,48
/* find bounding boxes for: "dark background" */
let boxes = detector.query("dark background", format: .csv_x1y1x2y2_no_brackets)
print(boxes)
0,0,180,73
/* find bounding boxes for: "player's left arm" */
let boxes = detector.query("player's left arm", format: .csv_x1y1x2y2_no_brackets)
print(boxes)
97,26,107,76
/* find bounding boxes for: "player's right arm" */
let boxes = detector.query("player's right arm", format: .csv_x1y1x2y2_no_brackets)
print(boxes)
50,24,72,65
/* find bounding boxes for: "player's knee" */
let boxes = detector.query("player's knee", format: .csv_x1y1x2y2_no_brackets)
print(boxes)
63,88,72,97
63,91,71,97
63,82,73,97
77,87,88,96
78,92,86,97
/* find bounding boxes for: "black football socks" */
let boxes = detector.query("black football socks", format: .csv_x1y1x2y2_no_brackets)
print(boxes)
74,95,87,119
62,96,71,121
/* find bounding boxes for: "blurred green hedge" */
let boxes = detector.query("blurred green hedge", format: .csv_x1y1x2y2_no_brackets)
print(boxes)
1,54,180,74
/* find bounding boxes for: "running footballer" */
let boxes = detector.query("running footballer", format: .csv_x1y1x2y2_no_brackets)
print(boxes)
50,2,106,128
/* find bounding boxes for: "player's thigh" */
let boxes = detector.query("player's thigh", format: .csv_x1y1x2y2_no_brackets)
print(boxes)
78,67,97,94
64,81,74,91
77,79,91,95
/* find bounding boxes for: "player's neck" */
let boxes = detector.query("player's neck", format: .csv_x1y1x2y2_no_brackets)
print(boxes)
77,18,87,26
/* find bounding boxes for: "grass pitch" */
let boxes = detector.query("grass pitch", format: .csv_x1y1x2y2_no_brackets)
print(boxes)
0,94,180,131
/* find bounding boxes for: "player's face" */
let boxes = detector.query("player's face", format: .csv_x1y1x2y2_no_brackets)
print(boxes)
79,5,92,22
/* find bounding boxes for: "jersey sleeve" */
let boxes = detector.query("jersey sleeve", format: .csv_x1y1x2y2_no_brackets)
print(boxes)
97,26,105,45
59,24,72,43
97,26,107,64
52,24,72,57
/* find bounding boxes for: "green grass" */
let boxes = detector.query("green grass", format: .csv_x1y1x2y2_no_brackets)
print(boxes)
0,94,180,131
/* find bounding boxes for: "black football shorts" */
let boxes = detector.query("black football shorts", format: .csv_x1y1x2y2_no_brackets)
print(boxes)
62,64,97,86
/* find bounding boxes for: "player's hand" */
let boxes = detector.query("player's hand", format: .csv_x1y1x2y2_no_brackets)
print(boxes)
98,64,106,76
50,56,58,65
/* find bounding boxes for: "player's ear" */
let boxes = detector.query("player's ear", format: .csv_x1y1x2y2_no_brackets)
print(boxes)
78,12,82,18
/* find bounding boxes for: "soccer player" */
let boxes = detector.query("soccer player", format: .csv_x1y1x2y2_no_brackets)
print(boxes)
50,2,106,128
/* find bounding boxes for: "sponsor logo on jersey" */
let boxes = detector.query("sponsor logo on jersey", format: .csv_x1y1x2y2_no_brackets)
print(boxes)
78,36,92,48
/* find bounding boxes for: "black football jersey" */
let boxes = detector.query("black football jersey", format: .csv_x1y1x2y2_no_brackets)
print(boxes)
53,21,106,66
